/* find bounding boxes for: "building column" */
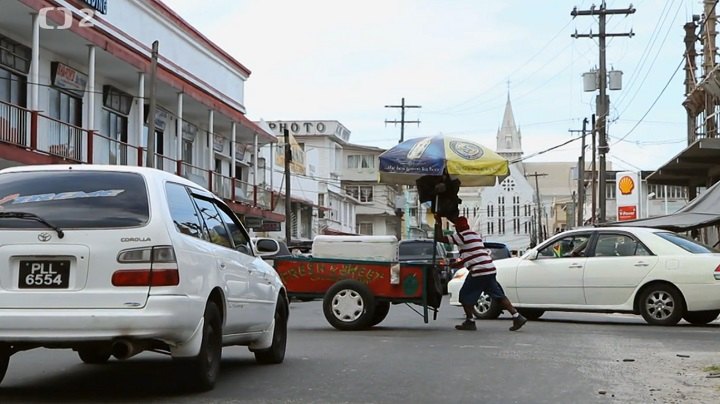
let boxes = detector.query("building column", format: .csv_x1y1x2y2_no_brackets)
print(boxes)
87,45,96,130
30,12,40,110
176,92,183,165
253,132,259,188
230,122,237,179
137,72,144,155
207,109,214,173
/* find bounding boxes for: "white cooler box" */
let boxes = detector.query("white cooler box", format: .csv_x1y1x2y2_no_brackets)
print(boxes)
311,235,399,262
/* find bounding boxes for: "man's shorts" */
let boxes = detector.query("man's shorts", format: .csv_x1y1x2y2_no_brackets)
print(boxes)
458,273,506,305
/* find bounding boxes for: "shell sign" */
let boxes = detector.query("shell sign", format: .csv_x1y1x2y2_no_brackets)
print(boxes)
616,171,640,221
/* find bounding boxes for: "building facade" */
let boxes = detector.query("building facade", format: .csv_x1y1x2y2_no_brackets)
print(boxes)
0,0,280,223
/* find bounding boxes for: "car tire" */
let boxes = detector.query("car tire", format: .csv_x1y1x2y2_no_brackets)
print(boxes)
472,292,502,319
638,284,685,326
185,302,222,391
370,301,391,326
517,309,545,321
254,295,288,364
323,280,376,331
0,343,9,385
77,344,112,364
682,310,720,325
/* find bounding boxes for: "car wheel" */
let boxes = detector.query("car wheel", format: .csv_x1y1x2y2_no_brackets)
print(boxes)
517,309,545,321
370,301,391,326
682,310,720,325
77,344,112,364
0,343,9,385
639,284,685,326
472,292,502,319
254,295,288,364
323,280,376,330
185,302,222,391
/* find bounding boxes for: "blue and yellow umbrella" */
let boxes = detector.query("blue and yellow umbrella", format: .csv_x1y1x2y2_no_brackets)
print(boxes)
378,135,509,186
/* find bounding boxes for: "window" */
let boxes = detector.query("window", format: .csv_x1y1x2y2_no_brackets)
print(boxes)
48,88,81,126
166,182,205,239
593,233,651,257
192,197,233,248
345,185,374,202
357,222,373,235
0,171,149,229
538,233,591,259
215,204,252,255
101,109,128,164
487,204,493,218
0,34,31,74
347,154,375,169
0,67,26,106
606,183,616,199
318,193,325,219
656,232,718,253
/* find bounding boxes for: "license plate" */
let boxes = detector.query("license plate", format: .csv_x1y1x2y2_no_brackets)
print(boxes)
18,260,70,289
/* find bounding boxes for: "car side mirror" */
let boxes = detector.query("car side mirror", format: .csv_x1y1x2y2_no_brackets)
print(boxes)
255,238,280,256
526,250,539,260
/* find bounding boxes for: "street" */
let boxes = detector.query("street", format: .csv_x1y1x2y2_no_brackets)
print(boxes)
1,296,719,404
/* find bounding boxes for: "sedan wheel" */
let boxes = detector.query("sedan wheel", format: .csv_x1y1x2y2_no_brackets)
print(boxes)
472,292,502,319
0,343,9,385
683,310,720,325
185,302,222,391
254,295,288,364
639,284,685,326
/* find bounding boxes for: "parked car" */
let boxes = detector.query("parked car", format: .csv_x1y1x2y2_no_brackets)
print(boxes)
399,239,451,294
0,165,288,390
449,227,720,326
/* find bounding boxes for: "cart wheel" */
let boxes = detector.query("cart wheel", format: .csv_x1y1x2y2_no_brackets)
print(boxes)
370,301,391,327
323,280,377,330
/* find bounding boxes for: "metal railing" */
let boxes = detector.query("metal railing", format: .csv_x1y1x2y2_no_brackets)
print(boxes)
0,100,277,215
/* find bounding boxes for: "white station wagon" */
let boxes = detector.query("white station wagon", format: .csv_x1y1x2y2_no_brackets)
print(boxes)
449,227,720,326
0,165,287,390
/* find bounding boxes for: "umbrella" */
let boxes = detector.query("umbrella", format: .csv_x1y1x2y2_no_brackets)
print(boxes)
378,135,509,186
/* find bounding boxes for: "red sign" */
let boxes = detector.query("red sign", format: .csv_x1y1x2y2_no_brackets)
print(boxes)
617,205,637,221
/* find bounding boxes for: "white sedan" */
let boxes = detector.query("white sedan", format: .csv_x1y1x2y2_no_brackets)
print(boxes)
448,227,720,326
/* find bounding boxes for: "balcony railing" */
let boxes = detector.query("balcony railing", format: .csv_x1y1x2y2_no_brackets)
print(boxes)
0,100,276,214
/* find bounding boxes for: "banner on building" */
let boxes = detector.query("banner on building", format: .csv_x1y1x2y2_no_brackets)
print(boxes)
275,134,306,175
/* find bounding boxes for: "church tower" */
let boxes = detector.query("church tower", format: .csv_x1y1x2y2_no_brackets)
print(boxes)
496,92,523,162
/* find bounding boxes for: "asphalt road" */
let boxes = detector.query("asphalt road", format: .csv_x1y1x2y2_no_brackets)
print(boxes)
1,296,719,403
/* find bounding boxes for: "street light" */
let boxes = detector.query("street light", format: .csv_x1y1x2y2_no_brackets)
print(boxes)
646,192,656,218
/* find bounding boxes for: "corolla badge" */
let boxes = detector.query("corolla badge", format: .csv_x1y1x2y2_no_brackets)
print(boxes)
38,232,52,242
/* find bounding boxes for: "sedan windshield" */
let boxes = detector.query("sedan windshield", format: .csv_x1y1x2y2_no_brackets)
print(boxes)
655,232,719,254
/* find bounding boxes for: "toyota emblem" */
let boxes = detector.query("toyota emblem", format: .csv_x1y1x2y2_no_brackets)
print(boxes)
38,232,52,242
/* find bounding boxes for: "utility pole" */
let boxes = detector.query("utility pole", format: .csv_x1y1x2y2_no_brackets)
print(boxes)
569,118,588,227
145,40,159,168
572,1,635,223
703,0,717,139
684,16,700,202
526,172,548,243
385,98,421,143
284,128,292,244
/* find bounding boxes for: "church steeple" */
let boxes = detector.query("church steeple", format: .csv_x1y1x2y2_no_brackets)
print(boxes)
496,91,523,161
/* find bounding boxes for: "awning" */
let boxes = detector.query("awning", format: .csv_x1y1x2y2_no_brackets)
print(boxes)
646,138,720,187
604,180,720,232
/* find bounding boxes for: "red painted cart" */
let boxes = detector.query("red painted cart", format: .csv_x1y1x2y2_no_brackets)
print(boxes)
274,256,442,330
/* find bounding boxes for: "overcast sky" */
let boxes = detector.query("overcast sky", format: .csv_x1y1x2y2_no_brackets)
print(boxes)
164,0,699,172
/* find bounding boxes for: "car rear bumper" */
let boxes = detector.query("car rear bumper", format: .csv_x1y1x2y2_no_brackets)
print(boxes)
677,283,720,311
0,295,203,343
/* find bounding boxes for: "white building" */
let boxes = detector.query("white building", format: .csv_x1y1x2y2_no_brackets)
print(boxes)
474,94,536,252
0,0,280,223
261,121,358,239
341,142,401,237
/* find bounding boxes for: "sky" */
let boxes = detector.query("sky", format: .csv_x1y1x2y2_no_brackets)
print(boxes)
163,0,699,172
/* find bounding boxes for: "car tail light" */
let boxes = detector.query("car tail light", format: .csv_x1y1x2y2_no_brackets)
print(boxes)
715,265,720,280
113,246,179,287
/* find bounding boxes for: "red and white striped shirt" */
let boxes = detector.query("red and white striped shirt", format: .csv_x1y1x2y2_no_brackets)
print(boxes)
447,229,495,277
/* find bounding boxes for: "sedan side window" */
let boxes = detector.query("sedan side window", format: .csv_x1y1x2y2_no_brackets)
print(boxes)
538,234,590,259
215,203,253,256
192,197,233,249
615,235,651,256
165,182,205,239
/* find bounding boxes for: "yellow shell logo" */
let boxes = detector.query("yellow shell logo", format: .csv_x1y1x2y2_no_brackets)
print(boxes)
618,175,635,195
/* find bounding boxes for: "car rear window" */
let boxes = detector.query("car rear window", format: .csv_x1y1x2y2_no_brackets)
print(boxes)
0,170,149,229
655,231,719,254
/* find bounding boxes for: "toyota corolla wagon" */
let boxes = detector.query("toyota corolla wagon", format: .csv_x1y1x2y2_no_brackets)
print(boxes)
0,165,288,391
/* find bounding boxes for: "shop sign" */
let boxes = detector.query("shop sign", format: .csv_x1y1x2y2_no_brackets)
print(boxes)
617,205,637,221
82,0,107,14
244,217,263,229
616,171,639,221
213,135,225,153
260,221,281,232
51,62,87,97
